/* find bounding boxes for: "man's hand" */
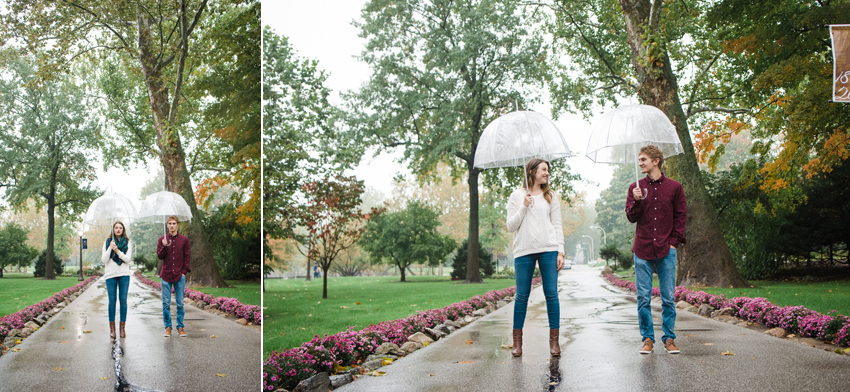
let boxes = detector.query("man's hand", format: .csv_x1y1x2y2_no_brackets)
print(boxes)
670,245,675,249
557,253,565,271
633,187,643,200
162,237,168,246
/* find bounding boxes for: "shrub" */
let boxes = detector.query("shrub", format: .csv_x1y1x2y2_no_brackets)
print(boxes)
617,251,634,270
34,249,63,277
490,267,515,279
450,239,494,279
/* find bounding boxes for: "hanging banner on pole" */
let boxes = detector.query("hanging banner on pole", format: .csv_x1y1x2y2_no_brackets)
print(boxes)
831,25,850,103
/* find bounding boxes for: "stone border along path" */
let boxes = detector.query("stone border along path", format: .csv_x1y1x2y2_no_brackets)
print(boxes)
607,270,850,357
286,281,543,392
0,276,99,356
134,274,261,332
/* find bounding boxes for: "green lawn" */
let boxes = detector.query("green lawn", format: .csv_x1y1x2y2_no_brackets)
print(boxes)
613,269,850,317
0,274,84,317
263,275,517,357
191,280,261,306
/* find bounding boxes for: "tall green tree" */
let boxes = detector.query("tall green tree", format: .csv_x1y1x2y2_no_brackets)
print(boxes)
347,0,562,283
0,52,100,280
361,201,456,282
595,165,637,253
542,0,748,286
0,0,244,287
0,223,39,278
262,28,343,271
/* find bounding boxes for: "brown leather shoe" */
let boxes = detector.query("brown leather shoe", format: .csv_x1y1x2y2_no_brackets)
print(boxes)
178,327,187,337
119,322,126,338
639,338,653,354
511,329,522,357
109,321,116,339
549,329,561,357
664,339,680,354
164,327,172,337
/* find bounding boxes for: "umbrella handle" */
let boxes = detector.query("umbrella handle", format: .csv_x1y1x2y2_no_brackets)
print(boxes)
634,144,641,199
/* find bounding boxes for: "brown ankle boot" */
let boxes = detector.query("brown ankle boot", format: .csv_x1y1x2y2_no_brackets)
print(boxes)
109,322,116,339
511,329,523,357
549,329,561,357
119,322,126,338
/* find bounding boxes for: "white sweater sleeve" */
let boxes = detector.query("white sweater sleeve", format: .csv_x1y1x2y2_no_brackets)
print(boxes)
101,242,111,264
550,193,565,254
506,191,528,233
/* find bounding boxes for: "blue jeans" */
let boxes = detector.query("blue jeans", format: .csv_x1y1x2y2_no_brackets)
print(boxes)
634,248,677,343
513,251,560,329
105,275,129,322
161,276,186,329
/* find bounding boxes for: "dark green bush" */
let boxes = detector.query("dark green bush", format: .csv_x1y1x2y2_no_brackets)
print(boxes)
34,249,63,277
450,239,494,279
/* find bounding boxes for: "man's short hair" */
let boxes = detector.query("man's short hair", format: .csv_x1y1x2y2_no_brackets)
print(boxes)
640,145,665,169
166,215,179,224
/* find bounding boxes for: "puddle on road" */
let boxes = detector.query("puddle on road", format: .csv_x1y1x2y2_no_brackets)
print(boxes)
544,357,561,391
111,340,161,392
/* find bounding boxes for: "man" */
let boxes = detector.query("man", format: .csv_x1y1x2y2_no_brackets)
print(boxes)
625,145,686,355
156,215,191,338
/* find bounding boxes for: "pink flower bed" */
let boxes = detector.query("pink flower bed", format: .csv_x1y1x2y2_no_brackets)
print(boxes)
264,277,542,392
0,275,100,344
603,273,850,347
133,271,262,325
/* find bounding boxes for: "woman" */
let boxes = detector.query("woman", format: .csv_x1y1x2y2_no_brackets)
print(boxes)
506,158,565,357
101,221,133,339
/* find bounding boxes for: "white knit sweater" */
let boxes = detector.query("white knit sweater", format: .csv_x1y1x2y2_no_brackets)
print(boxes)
506,188,565,258
101,240,133,280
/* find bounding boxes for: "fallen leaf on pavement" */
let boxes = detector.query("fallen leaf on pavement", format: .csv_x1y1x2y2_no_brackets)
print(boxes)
501,345,513,349
216,374,226,377
382,359,393,366
721,351,736,356
422,342,429,347
457,361,474,364
430,374,434,377
703,343,714,346
11,348,21,352
83,330,92,334
368,371,387,377
685,334,695,337
466,339,473,344
60,326,65,329
60,341,69,344
99,377,109,380
209,335,218,338
54,367,64,371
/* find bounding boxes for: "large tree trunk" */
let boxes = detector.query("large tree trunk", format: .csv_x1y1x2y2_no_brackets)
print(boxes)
465,162,483,283
619,0,747,287
138,13,226,288
44,187,56,280
322,264,329,299
398,261,407,282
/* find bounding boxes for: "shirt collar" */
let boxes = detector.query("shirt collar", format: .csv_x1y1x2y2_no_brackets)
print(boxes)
646,174,665,185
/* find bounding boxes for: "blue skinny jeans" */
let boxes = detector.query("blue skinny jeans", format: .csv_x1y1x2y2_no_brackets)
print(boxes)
105,275,130,322
513,251,560,329
161,276,186,330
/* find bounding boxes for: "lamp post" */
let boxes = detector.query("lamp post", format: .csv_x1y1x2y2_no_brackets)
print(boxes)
582,235,595,263
78,231,84,281
590,225,607,245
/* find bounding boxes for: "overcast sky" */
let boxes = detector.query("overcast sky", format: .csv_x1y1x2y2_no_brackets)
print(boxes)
266,1,616,202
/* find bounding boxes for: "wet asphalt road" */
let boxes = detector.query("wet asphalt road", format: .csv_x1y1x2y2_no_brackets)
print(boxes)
0,274,261,392
338,265,850,392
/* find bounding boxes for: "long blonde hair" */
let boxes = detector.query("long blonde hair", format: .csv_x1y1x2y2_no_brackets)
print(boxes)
525,158,554,204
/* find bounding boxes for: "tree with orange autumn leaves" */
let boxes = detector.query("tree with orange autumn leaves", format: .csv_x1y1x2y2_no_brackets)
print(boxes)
289,175,385,299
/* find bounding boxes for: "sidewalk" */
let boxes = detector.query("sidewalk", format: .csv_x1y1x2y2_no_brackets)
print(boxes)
0,274,260,392
337,265,850,392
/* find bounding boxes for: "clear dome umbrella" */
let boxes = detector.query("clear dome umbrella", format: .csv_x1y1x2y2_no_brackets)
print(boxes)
136,191,193,245
83,190,138,243
473,110,571,192
585,104,683,188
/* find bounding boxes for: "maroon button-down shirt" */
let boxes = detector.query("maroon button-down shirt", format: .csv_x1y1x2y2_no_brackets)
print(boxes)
625,174,687,260
157,233,191,283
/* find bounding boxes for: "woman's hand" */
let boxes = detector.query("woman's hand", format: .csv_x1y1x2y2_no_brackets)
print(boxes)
109,242,118,252
557,253,565,271
523,193,533,207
